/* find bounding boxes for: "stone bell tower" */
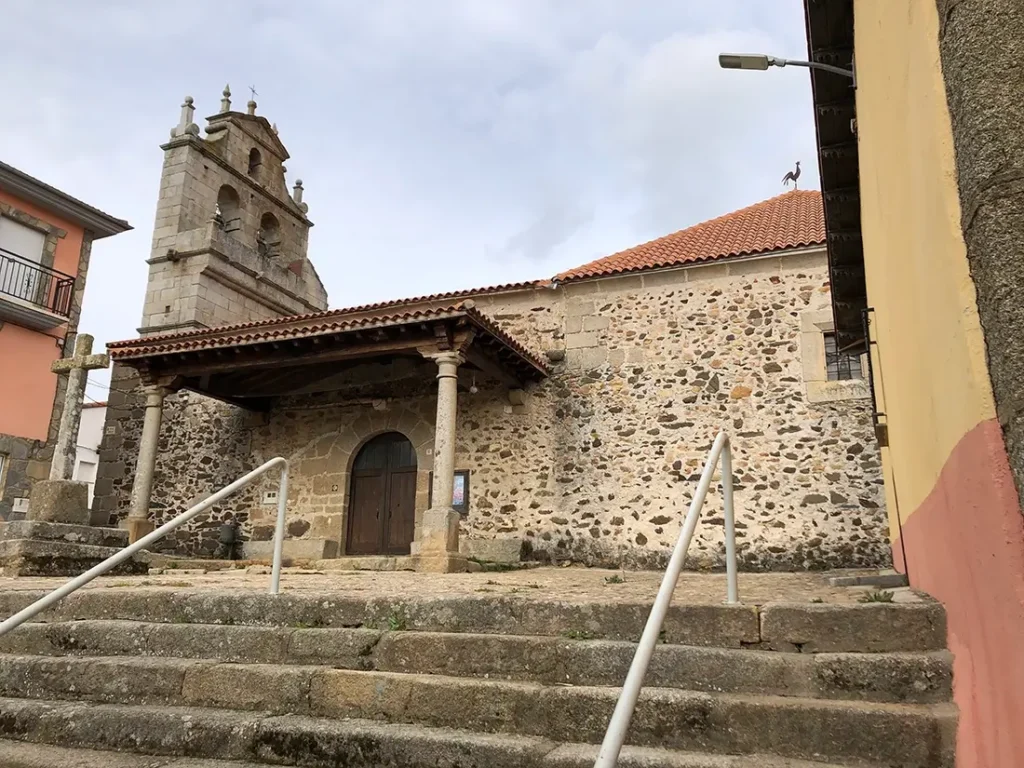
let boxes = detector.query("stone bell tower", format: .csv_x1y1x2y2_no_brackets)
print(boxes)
140,86,328,335
90,87,331,529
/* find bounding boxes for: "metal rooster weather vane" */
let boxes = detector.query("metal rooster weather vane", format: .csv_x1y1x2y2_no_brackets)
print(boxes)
782,161,801,189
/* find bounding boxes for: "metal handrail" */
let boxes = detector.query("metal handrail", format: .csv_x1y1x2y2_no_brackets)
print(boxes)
0,457,290,638
594,431,738,768
0,246,76,317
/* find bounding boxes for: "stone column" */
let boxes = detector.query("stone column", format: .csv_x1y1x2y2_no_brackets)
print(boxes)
122,384,168,543
417,352,468,573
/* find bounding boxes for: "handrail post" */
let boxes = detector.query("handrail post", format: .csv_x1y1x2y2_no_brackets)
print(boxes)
270,462,289,595
721,436,739,605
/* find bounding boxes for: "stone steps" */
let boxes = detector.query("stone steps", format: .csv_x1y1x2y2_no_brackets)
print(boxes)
0,654,955,765
0,521,146,577
0,739,268,767
0,702,887,768
0,587,956,766
0,620,953,703
0,588,947,650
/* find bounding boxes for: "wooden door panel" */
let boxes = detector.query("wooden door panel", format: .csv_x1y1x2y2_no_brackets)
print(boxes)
385,470,417,555
347,472,385,555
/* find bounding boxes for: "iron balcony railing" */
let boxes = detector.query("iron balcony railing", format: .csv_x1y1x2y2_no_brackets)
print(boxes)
0,247,75,318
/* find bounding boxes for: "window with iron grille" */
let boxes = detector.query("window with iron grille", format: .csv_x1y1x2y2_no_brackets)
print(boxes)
824,332,862,381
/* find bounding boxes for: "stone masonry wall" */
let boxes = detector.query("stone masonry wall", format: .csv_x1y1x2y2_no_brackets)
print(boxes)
93,363,254,556
94,249,889,569
521,253,887,569
442,250,888,570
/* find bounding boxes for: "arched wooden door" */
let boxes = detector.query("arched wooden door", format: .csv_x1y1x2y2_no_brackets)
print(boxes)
346,432,417,555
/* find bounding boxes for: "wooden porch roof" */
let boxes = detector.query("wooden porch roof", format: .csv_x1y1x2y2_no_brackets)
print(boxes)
108,302,548,410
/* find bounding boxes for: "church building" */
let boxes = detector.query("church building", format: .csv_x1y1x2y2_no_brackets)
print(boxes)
93,90,888,572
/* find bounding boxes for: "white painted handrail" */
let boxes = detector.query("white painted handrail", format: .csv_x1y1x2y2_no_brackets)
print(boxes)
594,431,738,768
0,457,290,638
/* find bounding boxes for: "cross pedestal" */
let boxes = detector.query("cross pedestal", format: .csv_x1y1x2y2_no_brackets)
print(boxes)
0,334,146,576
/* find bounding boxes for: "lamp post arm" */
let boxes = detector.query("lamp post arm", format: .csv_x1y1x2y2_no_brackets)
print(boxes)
773,57,855,80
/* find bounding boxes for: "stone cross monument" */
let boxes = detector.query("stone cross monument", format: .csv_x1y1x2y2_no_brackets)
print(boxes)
49,334,109,481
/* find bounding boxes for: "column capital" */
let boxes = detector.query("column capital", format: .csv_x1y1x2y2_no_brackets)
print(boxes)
432,350,465,366
140,384,171,407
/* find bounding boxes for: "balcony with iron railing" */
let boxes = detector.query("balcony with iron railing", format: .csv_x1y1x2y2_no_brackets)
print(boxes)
0,247,75,329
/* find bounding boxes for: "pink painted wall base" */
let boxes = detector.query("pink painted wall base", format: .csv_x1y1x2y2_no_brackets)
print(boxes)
894,418,1024,768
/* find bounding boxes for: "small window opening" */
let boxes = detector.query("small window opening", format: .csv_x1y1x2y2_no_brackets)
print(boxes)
824,332,862,381
247,147,262,177
215,185,242,234
257,212,281,257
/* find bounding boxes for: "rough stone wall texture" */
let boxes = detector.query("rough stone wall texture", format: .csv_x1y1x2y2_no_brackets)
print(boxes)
93,362,254,555
0,434,35,521
521,255,886,569
937,0,1024,512
95,249,889,570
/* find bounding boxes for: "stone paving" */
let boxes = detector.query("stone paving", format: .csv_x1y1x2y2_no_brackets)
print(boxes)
0,565,920,606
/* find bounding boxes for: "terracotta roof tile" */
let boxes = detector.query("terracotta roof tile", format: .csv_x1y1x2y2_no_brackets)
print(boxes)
555,190,825,282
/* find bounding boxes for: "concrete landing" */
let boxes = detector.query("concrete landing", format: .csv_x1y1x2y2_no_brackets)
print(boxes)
0,566,920,606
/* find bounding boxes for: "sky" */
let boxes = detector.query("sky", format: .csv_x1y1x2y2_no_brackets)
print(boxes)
1,1,818,399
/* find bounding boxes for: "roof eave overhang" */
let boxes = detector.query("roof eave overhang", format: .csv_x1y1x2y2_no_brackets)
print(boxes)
804,0,867,354
109,306,549,388
0,163,132,239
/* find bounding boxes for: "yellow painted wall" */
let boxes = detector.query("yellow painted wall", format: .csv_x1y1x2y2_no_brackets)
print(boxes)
853,0,996,531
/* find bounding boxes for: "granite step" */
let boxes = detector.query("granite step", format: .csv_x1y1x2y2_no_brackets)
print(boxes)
0,587,948,651
0,700,919,768
0,621,954,703
0,738,266,767
0,656,957,766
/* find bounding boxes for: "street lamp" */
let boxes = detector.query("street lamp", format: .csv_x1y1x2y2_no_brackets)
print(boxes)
718,53,854,81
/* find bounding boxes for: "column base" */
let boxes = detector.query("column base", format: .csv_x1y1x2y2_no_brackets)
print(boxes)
416,552,469,574
27,480,90,525
414,507,464,573
120,517,155,544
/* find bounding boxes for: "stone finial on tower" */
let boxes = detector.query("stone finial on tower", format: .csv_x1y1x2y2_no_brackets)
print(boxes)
293,179,309,213
172,96,197,138
220,84,232,112
247,99,257,116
